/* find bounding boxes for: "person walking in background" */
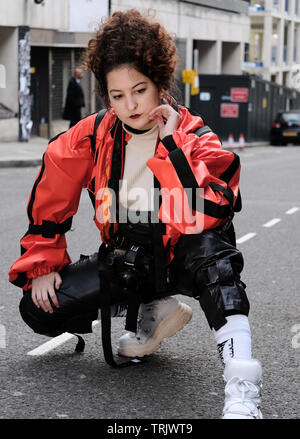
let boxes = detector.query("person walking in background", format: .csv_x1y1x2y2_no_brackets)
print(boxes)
63,68,85,128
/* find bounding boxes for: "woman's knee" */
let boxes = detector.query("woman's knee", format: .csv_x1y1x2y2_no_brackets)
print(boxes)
171,230,249,330
19,293,62,337
19,291,98,336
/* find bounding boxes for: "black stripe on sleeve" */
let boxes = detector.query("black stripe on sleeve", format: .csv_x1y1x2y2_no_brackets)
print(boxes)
168,148,200,191
203,199,232,219
168,148,231,219
27,153,46,224
161,135,178,153
219,153,240,183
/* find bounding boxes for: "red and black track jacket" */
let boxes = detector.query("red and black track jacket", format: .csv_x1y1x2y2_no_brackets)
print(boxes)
9,106,241,291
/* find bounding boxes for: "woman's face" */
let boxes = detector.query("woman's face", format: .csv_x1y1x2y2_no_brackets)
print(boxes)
106,65,161,130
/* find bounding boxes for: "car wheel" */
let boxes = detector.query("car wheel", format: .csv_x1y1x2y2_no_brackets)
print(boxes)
270,139,280,146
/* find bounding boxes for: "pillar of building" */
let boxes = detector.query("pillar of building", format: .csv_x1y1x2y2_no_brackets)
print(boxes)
216,40,222,74
286,19,295,86
289,0,296,15
276,2,285,84
263,14,272,80
265,0,273,12
296,24,300,63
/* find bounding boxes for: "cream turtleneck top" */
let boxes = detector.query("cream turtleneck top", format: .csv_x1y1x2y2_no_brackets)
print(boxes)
119,123,158,212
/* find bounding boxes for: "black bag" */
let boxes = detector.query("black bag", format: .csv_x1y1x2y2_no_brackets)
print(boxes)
63,242,157,368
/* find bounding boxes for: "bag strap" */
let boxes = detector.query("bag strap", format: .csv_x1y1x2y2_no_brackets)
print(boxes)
90,108,107,155
98,244,145,368
193,125,213,138
100,276,145,368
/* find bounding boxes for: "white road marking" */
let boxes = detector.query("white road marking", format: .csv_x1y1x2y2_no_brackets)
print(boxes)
236,233,257,244
0,324,6,349
285,207,300,215
27,333,75,356
27,321,100,356
263,218,281,228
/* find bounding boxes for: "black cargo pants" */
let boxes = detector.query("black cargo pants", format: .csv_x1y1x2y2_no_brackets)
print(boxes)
19,226,249,336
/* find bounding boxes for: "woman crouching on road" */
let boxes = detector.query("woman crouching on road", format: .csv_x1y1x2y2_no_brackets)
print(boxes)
9,9,262,419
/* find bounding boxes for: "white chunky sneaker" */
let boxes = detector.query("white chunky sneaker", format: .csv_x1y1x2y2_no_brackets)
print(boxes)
222,358,263,419
118,296,192,358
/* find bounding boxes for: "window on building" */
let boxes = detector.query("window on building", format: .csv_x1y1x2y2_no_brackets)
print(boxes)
283,25,288,64
272,32,278,65
283,71,288,87
283,45,287,63
244,43,250,62
295,0,299,15
254,32,263,62
250,0,265,11
271,46,277,65
285,0,289,13
294,26,299,63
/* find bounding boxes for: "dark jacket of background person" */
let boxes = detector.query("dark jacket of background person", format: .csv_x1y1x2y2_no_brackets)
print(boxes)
63,76,85,127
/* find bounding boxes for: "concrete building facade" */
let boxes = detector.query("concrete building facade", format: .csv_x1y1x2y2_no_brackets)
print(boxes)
244,0,300,89
0,0,250,141
0,0,109,141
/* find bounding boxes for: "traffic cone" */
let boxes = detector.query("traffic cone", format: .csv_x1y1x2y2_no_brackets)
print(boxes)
228,134,234,150
238,133,245,150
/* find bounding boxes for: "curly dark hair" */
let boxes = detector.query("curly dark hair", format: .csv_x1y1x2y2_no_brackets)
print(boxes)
84,9,178,107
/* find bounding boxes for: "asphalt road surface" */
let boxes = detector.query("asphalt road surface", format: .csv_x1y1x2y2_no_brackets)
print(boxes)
0,145,299,421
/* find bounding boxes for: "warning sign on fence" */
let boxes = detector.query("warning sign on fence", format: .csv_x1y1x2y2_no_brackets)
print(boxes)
220,103,239,118
230,88,249,103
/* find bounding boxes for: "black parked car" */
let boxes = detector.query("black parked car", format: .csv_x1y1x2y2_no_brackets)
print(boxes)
270,110,300,145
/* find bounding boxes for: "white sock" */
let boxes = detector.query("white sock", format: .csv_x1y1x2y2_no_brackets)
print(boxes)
213,314,252,365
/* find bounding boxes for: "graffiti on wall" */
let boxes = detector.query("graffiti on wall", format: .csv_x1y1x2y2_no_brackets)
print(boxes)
19,29,32,141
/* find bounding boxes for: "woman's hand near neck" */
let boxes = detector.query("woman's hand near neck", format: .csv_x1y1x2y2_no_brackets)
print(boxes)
148,103,180,139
